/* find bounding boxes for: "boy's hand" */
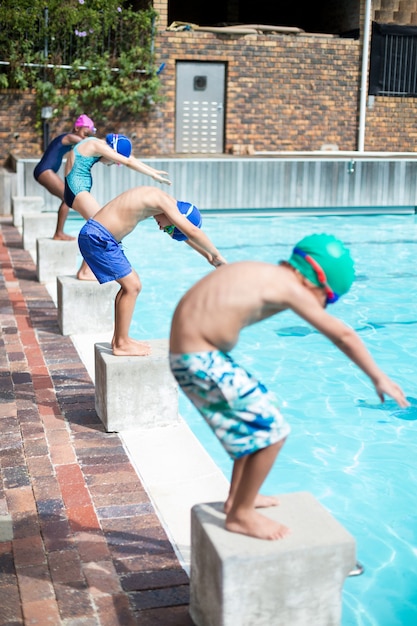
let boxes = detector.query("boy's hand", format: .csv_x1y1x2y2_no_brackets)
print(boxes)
209,254,227,267
374,375,410,408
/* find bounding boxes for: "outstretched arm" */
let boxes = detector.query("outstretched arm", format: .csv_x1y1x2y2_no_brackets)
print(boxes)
148,187,225,263
287,288,410,408
94,142,172,185
127,157,171,186
330,325,409,407
185,237,227,267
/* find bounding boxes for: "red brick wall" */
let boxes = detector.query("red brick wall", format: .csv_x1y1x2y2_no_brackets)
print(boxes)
0,90,40,158
365,97,417,151
153,31,361,153
0,90,165,163
2,0,417,163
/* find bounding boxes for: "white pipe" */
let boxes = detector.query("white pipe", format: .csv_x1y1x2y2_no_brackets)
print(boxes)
358,0,372,152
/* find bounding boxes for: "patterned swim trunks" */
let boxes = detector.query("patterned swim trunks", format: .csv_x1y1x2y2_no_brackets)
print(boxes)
169,350,290,460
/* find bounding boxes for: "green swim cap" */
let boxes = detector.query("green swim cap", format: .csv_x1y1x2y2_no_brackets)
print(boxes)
288,233,355,297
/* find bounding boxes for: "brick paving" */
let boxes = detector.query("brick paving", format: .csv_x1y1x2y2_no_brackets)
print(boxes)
0,218,195,626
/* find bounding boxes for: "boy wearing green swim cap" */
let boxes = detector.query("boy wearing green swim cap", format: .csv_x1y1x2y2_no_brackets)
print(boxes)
169,233,409,542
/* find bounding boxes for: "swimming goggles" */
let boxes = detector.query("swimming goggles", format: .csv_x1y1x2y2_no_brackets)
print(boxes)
163,224,175,236
292,247,339,305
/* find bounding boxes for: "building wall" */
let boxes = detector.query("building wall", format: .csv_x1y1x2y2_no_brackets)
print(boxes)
365,97,417,152
363,0,417,151
1,0,417,163
0,91,39,158
374,0,417,25
153,30,361,154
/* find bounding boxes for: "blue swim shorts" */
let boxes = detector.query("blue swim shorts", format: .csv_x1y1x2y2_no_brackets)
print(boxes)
78,219,132,284
169,350,290,460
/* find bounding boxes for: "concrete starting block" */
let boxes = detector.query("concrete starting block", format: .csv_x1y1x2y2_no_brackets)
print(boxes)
22,212,57,251
57,275,119,335
0,168,16,216
12,195,44,227
36,238,79,283
94,339,179,432
190,492,356,626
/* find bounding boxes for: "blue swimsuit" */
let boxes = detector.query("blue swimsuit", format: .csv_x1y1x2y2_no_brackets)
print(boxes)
64,137,101,208
33,133,72,180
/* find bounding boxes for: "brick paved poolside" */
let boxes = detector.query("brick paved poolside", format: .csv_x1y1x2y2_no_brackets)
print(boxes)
0,217,194,625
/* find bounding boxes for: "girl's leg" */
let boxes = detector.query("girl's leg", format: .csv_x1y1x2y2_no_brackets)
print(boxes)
112,270,150,356
54,200,73,240
73,193,103,280
36,170,74,240
76,260,97,281
72,192,101,221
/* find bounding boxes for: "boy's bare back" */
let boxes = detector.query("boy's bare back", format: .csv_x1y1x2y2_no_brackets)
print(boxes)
93,186,190,241
170,261,327,353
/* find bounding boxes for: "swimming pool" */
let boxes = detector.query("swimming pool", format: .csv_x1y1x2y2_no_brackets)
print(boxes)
68,211,417,626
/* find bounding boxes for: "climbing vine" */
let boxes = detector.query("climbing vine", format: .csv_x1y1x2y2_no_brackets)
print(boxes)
0,0,161,124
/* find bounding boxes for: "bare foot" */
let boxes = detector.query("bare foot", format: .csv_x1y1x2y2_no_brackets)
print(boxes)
254,494,280,508
226,510,290,540
112,339,151,357
77,266,97,281
53,232,76,241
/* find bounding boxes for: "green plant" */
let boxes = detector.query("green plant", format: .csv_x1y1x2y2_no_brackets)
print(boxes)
0,0,162,123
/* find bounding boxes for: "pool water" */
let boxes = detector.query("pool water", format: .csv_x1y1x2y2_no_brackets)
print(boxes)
68,212,417,626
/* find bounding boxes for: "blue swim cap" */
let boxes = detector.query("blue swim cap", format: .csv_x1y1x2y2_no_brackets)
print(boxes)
105,133,132,158
166,201,202,241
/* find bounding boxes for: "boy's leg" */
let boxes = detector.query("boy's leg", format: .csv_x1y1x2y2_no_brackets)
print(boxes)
170,351,289,538
112,270,150,356
225,439,290,540
225,454,279,513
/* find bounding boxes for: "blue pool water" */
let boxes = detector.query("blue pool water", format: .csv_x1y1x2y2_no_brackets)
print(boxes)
68,211,417,626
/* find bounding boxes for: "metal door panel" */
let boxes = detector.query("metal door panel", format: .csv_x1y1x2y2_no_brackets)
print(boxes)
176,62,225,153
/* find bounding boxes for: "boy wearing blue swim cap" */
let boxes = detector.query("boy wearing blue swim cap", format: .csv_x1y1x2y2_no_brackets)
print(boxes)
169,236,409,541
78,186,226,357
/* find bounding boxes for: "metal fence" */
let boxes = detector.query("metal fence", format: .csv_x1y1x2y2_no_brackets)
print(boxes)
370,22,417,96
0,3,153,71
14,155,417,214
381,33,417,95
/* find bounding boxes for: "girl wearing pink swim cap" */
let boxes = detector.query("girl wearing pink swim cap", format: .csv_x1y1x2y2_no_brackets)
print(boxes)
74,114,96,134
33,113,96,240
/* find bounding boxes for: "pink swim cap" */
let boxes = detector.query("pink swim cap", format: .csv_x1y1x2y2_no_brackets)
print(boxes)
74,114,96,133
